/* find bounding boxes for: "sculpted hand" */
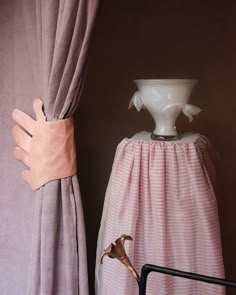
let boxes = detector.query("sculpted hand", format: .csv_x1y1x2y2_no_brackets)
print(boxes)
12,98,76,190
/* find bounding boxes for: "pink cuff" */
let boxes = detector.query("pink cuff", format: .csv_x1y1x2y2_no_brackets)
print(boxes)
12,98,77,190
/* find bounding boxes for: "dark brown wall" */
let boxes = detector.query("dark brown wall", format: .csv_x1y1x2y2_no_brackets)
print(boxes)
75,1,236,294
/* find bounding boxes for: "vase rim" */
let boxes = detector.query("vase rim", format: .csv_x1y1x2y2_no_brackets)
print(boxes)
134,79,198,84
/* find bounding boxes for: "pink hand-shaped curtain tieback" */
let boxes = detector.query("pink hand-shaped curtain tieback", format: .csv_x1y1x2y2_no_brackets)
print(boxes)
12,98,77,190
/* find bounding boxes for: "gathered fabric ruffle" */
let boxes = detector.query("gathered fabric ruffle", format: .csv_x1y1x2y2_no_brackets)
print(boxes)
96,133,225,295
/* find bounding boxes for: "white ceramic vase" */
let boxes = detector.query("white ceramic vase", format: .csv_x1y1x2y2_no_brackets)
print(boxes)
129,79,201,140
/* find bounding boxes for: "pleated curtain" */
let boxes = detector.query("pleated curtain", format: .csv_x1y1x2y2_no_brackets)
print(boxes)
0,0,99,294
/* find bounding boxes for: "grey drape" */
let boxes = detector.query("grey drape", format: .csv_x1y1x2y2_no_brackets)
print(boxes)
0,1,99,294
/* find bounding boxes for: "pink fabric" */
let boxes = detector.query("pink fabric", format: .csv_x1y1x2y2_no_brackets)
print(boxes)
12,98,77,190
22,1,100,294
96,134,225,295
0,1,99,294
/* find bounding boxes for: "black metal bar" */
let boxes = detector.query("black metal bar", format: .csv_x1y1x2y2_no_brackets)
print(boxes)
138,264,236,295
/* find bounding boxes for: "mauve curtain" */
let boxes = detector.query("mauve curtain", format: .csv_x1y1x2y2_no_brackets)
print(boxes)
0,1,99,294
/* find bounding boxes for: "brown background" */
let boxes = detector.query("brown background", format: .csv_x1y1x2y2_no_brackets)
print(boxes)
75,1,236,294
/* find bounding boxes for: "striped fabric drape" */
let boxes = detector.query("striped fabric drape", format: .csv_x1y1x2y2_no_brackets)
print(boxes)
96,132,225,295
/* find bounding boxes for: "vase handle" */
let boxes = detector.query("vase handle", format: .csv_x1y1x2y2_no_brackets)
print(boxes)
183,104,201,122
129,91,144,112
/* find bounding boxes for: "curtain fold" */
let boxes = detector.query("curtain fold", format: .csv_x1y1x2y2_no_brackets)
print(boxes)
19,1,100,294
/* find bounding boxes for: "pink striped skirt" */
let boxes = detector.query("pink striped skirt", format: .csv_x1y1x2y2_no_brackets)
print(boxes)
96,133,225,295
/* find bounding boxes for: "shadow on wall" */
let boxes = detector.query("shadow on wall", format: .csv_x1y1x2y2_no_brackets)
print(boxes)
75,1,236,294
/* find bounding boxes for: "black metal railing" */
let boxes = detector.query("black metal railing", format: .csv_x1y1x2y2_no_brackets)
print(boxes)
138,264,236,295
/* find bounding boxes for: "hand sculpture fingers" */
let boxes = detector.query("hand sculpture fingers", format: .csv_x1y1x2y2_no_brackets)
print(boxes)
12,109,35,136
12,125,32,153
33,98,46,122
14,146,30,167
12,99,43,186
12,98,76,190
